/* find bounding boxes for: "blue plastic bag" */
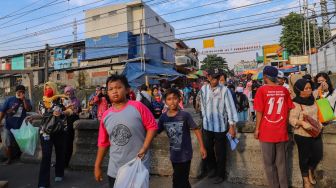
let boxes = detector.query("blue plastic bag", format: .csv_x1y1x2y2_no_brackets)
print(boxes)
226,132,239,151
10,121,39,156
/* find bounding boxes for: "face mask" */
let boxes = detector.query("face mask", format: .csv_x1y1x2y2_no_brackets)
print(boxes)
44,88,54,98
236,87,244,93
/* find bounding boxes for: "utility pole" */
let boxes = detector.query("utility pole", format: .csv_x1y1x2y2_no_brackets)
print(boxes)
303,0,307,55
44,44,49,82
306,0,312,73
299,0,305,54
320,0,331,42
310,4,321,47
73,18,77,42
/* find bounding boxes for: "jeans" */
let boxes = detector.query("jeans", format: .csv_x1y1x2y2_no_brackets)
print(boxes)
203,130,227,178
172,160,191,188
38,131,66,187
237,110,248,122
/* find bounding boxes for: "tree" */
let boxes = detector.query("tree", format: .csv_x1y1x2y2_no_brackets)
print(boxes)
280,12,316,55
201,54,229,73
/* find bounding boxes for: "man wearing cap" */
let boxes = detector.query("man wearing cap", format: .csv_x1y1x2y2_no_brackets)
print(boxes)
277,71,289,89
199,68,238,184
254,66,294,188
0,85,32,164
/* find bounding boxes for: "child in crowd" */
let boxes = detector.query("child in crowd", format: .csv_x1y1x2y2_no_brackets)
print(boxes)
158,88,207,188
94,75,158,188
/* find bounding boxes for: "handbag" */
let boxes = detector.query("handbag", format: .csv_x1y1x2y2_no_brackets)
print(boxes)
300,105,321,138
40,112,66,134
316,90,335,123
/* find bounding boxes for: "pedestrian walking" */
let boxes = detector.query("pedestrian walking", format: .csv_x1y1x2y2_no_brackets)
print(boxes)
235,86,249,122
158,88,206,188
63,86,81,168
254,66,294,188
199,68,238,184
26,81,73,188
88,87,101,120
94,75,158,188
289,79,323,188
0,85,32,164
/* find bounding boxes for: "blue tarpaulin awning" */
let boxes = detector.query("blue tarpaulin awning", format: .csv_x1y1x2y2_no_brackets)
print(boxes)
122,62,184,87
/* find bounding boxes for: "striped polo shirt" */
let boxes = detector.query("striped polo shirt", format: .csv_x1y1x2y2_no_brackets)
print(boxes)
199,84,238,132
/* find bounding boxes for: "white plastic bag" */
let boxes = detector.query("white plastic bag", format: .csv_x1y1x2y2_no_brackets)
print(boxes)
10,121,39,156
114,158,149,188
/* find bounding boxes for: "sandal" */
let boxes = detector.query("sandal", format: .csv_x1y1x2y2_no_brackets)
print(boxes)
309,169,317,185
303,177,313,188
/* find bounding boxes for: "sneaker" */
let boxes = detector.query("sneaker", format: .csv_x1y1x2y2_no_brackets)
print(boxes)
55,177,63,182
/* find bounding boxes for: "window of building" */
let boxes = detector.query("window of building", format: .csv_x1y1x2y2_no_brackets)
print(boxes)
57,73,61,80
160,46,166,60
108,10,117,16
92,15,100,21
93,37,101,41
108,33,118,38
163,23,166,28
155,16,159,22
170,28,173,33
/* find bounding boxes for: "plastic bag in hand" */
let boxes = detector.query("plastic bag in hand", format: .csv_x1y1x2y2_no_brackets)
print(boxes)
114,158,149,188
10,121,39,156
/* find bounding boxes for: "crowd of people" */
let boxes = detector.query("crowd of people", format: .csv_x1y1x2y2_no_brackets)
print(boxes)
0,65,335,188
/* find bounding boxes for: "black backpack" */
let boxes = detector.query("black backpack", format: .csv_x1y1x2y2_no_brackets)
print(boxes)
140,92,154,113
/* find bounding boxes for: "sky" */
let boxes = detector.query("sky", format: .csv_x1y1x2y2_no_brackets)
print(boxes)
0,0,335,68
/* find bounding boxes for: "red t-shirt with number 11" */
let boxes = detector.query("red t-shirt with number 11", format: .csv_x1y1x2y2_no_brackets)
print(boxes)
254,85,295,143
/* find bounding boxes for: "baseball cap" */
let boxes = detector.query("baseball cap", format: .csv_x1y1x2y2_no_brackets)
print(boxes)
208,68,224,78
263,66,278,78
277,71,285,79
15,85,26,92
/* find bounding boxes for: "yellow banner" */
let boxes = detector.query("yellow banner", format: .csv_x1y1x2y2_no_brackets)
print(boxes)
203,39,215,48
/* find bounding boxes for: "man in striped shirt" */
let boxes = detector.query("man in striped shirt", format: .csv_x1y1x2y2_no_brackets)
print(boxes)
199,68,238,184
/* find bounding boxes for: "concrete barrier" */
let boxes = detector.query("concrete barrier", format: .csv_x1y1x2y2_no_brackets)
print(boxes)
8,109,336,188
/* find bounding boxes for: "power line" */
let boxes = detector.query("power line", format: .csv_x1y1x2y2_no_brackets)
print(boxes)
0,0,307,49
0,0,44,20
1,0,104,37
1,0,330,51
0,0,157,30
0,0,273,45
2,7,334,53
0,0,68,26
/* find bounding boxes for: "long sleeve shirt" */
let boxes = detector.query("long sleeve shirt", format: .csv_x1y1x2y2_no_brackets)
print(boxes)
199,85,238,132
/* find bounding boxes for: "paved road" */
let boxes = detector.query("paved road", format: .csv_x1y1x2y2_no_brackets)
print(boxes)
0,162,266,188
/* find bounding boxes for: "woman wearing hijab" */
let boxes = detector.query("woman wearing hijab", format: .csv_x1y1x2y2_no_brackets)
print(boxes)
289,79,323,188
63,86,82,168
26,82,73,188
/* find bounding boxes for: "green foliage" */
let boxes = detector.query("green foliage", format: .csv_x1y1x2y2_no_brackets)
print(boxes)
201,54,229,73
280,12,316,55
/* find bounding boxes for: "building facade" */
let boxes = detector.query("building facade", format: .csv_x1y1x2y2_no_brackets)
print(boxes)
0,0,176,90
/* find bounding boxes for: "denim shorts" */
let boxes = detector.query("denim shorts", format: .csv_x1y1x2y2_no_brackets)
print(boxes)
0,128,15,147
